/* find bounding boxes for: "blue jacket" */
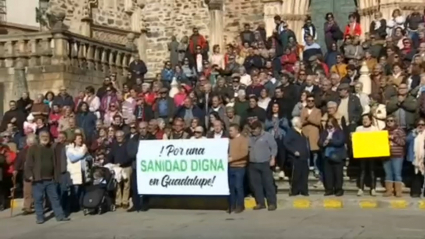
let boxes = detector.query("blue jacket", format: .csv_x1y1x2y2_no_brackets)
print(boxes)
174,106,205,124
318,129,347,162
284,128,310,162
53,94,74,108
324,51,338,69
406,131,421,163
161,69,174,82
76,112,97,140
264,117,290,139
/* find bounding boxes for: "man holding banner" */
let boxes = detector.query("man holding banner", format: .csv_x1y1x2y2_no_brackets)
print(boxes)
228,124,249,213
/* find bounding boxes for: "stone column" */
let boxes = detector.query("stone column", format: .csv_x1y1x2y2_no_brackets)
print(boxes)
134,1,147,63
13,60,28,101
206,0,224,52
263,0,282,37
51,12,70,65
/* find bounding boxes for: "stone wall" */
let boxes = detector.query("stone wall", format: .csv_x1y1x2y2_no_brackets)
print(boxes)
223,0,264,45
92,0,132,30
143,0,210,77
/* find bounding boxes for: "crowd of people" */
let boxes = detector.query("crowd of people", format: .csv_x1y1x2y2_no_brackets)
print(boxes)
1,8,425,223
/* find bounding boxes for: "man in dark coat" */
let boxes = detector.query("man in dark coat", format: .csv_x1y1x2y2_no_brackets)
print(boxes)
127,121,155,212
53,87,74,109
129,54,148,84
0,100,26,132
25,131,69,224
284,117,310,196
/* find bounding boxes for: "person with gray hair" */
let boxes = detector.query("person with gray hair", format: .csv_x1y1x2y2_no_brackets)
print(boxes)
318,79,339,113
13,133,37,214
354,82,370,112
284,117,310,196
31,93,49,118
107,130,133,209
25,131,69,224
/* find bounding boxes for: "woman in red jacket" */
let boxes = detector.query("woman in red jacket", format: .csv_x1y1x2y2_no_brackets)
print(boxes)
344,12,362,38
0,144,16,210
281,48,298,73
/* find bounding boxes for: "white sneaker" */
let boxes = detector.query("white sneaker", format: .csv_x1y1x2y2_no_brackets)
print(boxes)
357,189,363,197
279,171,285,179
370,189,377,197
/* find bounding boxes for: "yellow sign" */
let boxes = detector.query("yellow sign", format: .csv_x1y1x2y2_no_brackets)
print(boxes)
352,131,390,159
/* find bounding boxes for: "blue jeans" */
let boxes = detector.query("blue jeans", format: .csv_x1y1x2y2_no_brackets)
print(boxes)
58,174,70,216
69,185,84,213
33,180,65,221
228,167,246,209
383,157,403,182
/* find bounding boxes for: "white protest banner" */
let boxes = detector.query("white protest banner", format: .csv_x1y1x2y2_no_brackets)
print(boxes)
136,139,230,195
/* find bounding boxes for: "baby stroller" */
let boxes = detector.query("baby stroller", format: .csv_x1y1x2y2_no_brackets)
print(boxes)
82,166,116,215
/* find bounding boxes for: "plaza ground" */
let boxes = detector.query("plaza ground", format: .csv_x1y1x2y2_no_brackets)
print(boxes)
1,204,425,239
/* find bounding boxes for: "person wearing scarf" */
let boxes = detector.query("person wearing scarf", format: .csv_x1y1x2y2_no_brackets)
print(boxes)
355,114,379,196
383,116,406,197
406,118,425,197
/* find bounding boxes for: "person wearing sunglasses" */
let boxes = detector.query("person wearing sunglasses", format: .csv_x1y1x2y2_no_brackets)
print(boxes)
319,116,346,196
406,118,425,198
383,116,406,197
190,126,205,139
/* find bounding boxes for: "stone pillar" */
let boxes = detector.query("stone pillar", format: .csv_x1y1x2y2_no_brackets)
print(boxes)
134,1,147,64
51,12,70,65
13,60,28,101
263,0,282,37
207,0,224,52
358,61,371,95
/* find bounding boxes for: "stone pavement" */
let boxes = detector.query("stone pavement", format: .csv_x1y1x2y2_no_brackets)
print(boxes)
1,206,425,239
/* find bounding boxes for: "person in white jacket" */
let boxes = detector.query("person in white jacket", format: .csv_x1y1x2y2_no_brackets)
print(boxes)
83,86,100,118
65,134,90,212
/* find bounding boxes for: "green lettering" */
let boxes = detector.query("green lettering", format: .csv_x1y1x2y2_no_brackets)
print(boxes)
202,159,209,171
181,160,187,172
217,160,224,171
140,160,146,172
147,160,154,172
191,160,197,172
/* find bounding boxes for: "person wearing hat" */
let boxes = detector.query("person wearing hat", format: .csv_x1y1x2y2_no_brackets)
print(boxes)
153,87,175,123
337,83,363,133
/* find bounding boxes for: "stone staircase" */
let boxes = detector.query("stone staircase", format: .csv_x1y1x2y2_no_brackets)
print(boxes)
274,167,411,195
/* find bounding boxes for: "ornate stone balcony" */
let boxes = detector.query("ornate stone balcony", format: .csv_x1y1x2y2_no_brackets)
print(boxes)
0,13,138,115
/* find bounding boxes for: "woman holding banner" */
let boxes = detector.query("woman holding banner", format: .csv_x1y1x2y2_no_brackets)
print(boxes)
406,118,425,198
355,114,379,197
319,117,346,196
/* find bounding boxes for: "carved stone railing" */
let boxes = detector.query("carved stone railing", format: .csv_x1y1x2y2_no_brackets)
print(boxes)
0,28,137,76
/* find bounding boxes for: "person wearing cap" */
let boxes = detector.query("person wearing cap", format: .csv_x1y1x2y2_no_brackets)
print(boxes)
337,83,363,133
154,87,175,123
303,35,322,62
52,87,74,109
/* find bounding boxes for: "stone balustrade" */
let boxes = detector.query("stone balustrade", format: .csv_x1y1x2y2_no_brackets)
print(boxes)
0,29,137,77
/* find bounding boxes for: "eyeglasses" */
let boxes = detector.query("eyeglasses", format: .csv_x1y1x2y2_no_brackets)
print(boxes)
418,123,425,126
307,99,315,103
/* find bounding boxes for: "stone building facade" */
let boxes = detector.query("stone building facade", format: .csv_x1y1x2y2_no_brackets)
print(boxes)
37,0,425,77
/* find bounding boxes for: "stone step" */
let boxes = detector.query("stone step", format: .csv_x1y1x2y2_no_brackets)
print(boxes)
275,180,411,195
